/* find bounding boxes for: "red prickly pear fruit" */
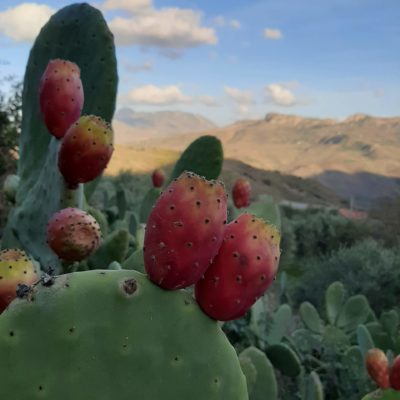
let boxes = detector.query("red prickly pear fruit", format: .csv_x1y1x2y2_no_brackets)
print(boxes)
365,348,390,389
47,207,102,262
195,214,280,321
144,171,228,289
152,169,165,188
58,115,113,189
390,355,400,390
0,249,38,313
232,178,251,208
39,59,84,139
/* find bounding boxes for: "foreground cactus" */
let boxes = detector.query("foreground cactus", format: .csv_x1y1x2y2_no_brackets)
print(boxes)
232,178,251,209
366,348,391,389
39,59,84,139
0,269,248,399
144,171,228,289
47,207,102,261
0,249,37,312
1,3,118,273
58,115,114,188
195,214,281,321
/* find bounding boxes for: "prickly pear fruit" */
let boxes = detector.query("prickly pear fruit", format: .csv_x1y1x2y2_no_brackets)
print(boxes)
195,213,280,321
39,59,84,139
366,348,390,389
144,171,228,289
152,168,165,188
0,249,37,313
47,208,102,262
390,355,400,390
58,115,113,188
232,178,251,208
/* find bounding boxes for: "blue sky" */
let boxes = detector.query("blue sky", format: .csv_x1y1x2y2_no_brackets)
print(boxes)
0,0,399,125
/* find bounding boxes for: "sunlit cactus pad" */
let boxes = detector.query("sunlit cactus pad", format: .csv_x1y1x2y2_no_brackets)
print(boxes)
0,269,248,400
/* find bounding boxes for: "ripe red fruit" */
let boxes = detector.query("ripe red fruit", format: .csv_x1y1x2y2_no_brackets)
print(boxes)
144,171,228,289
152,169,165,188
195,214,280,321
58,115,113,189
232,178,251,208
0,249,38,313
365,348,390,389
47,208,101,262
39,59,84,139
390,355,400,390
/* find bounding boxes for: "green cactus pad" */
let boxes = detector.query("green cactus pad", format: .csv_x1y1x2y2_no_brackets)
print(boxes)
336,294,370,331
2,3,118,272
266,304,292,345
139,187,161,223
325,281,346,326
305,371,324,400
380,310,399,337
232,195,281,231
88,229,130,269
265,343,302,377
239,347,278,400
169,135,223,182
300,302,324,334
357,324,375,357
239,355,257,396
0,270,248,400
362,389,400,400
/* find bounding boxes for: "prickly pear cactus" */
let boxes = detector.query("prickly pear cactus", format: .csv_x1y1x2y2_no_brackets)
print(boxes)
2,4,118,273
362,389,400,400
0,269,248,400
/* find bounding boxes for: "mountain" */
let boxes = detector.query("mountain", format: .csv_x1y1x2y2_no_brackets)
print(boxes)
117,112,399,208
105,146,343,208
113,108,217,143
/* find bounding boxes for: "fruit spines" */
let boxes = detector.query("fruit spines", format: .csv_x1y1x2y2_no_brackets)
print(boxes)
195,213,281,321
58,115,114,188
47,207,102,262
232,178,251,209
144,171,228,289
0,249,38,313
365,348,390,389
152,169,165,188
39,59,84,139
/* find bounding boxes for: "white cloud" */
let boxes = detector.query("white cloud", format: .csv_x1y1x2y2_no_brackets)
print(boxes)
214,16,241,30
263,28,282,40
128,84,192,105
198,95,218,107
224,86,253,105
0,3,55,42
124,61,153,72
109,7,217,49
224,86,253,115
229,19,241,30
101,0,152,14
265,83,296,106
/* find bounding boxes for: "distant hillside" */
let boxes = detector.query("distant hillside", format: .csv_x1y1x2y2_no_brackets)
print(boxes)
105,147,343,208
122,112,400,208
113,108,217,143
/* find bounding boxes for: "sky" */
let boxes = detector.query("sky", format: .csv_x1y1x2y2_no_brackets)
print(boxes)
0,0,399,126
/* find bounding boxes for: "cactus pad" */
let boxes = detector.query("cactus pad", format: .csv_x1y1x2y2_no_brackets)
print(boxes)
0,269,248,400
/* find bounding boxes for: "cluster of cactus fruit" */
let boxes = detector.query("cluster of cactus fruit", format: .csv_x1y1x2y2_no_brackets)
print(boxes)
0,3,284,399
